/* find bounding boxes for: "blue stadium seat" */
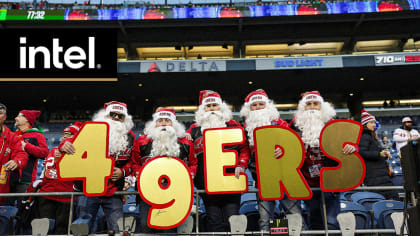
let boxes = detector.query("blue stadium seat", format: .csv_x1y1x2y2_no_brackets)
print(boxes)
123,204,139,216
339,193,347,201
350,192,386,210
240,200,258,215
343,190,357,201
372,200,404,229
0,206,18,219
340,201,372,229
241,192,257,206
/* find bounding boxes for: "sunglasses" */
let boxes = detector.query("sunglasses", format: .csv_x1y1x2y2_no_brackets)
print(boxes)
110,112,125,119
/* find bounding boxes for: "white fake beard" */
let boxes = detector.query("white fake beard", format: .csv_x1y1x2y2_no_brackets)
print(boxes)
295,109,325,147
92,109,134,156
149,126,180,158
197,111,227,132
106,119,129,156
245,109,273,146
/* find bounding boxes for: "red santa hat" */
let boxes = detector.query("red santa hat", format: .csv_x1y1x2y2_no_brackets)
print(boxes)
199,90,222,106
63,122,83,135
153,107,176,122
104,101,128,116
244,89,269,105
19,110,41,126
361,109,376,125
300,91,324,104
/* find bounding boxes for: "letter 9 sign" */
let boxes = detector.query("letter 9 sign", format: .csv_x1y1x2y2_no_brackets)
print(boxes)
138,157,193,229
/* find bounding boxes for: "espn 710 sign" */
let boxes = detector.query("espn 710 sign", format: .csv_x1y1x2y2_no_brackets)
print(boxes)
57,119,365,229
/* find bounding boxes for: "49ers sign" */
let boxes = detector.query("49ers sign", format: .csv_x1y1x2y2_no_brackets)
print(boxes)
57,119,365,229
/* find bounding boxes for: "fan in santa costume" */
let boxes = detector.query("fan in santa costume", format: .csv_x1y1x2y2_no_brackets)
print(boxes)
186,90,250,232
240,89,304,232
129,107,196,233
292,91,357,230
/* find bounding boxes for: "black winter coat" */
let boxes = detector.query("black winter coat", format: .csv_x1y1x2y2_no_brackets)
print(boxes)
359,129,398,199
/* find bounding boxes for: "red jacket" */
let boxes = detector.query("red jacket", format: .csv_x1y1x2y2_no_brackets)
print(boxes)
0,125,28,204
38,148,74,202
14,128,49,183
130,135,196,178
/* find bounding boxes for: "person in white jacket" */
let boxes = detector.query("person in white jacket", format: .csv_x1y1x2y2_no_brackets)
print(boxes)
393,117,420,153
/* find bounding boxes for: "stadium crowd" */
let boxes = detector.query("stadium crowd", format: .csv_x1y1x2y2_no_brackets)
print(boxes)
0,89,416,235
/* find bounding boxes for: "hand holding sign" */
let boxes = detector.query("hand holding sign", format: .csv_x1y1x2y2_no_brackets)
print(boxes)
57,122,114,196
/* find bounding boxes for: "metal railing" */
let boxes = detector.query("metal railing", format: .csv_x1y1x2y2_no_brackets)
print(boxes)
0,185,411,235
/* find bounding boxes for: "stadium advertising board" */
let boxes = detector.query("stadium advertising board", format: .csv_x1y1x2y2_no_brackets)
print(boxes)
0,29,116,80
257,56,343,70
118,53,420,74
1,0,420,21
0,9,6,21
375,52,420,66
140,60,227,72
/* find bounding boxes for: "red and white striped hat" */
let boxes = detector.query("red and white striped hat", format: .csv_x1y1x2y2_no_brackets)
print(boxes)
153,107,176,122
361,109,376,125
244,89,269,105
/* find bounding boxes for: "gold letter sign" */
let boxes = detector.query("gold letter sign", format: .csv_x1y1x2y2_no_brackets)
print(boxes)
320,119,365,191
254,126,312,200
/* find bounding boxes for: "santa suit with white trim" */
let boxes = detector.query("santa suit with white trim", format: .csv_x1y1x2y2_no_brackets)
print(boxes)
186,90,250,232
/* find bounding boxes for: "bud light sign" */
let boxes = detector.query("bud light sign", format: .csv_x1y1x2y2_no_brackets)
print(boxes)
275,59,323,68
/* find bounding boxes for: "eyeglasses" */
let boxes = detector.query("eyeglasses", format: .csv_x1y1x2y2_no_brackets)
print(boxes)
110,112,125,119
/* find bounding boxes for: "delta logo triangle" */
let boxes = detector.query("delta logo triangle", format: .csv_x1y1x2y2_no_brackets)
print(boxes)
148,62,161,72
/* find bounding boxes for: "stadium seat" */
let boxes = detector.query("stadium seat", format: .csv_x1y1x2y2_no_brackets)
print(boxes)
117,216,136,235
239,200,259,231
337,212,355,236
122,203,140,232
350,192,386,210
71,214,92,236
343,190,357,201
340,201,372,229
372,200,404,229
0,205,18,218
340,193,347,201
123,204,139,216
241,192,257,206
